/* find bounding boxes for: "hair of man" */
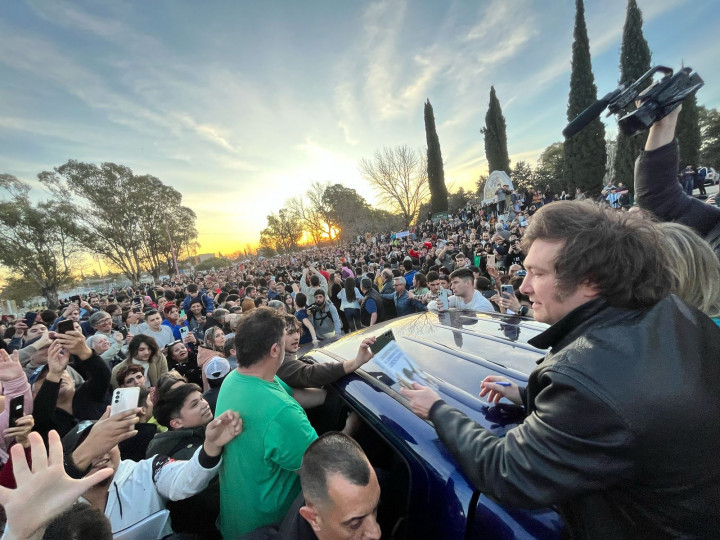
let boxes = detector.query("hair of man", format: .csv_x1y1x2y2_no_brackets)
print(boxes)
300,432,371,506
520,200,671,308
154,382,203,428
234,307,285,369
449,267,474,284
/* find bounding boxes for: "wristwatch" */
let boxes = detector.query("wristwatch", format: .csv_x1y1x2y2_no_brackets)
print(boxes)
518,306,529,317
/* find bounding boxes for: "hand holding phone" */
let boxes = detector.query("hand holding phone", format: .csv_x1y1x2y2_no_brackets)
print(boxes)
8,396,24,429
111,387,140,416
437,289,449,311
501,284,514,298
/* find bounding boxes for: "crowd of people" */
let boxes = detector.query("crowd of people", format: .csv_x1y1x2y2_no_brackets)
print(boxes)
0,104,718,539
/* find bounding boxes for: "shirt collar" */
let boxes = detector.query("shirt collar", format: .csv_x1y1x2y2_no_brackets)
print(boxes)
528,298,607,353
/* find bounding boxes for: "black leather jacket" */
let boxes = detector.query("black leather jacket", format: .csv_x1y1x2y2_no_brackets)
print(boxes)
430,296,720,539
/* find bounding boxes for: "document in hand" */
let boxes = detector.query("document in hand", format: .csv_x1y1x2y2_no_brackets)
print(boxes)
370,330,431,389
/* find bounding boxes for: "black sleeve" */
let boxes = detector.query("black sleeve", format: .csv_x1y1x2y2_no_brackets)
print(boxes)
33,380,60,439
78,352,112,402
635,139,720,235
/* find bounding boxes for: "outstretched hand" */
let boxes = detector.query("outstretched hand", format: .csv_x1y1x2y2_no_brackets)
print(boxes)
0,431,114,540
204,410,243,457
400,382,442,420
0,349,24,382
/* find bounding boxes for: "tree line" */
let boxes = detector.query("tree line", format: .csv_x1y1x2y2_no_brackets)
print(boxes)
0,161,198,308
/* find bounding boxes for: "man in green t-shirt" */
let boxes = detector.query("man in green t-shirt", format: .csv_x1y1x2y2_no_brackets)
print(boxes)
216,307,319,538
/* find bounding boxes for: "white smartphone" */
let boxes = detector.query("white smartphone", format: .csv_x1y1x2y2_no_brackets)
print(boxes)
487,254,496,268
179,326,189,339
111,387,140,416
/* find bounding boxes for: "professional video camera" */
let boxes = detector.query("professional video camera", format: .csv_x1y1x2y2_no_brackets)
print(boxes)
563,65,703,138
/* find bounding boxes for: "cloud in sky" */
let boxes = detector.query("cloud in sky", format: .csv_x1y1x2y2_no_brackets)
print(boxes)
0,0,716,254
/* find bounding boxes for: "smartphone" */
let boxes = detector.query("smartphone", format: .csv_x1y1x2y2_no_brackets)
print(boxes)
133,296,142,305
437,288,449,309
179,326,189,339
70,295,81,304
111,387,140,416
501,284,514,298
8,396,24,429
481,290,496,299
487,254,496,268
24,312,38,327
57,319,76,334
179,310,185,318
370,330,395,355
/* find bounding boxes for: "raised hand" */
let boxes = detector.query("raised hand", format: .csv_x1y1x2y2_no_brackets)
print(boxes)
0,350,24,382
0,431,114,540
204,410,243,457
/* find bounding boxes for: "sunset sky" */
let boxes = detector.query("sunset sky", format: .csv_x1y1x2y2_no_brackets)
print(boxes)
1,0,718,255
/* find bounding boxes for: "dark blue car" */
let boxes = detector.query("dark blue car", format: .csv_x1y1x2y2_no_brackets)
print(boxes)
302,309,564,539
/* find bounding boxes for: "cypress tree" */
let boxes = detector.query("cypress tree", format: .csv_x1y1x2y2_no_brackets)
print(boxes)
613,0,652,191
563,0,607,195
676,93,701,168
481,86,510,174
424,99,448,213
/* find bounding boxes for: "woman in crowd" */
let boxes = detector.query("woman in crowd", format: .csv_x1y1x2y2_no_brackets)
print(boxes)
338,278,362,333
413,273,429,298
186,298,206,342
110,335,168,389
659,221,720,326
282,292,295,313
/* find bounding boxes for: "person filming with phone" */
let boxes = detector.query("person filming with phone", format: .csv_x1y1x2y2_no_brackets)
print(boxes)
426,268,493,312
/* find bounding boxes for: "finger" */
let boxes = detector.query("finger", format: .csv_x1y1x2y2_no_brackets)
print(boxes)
30,429,49,470
0,349,9,362
48,430,63,466
80,466,115,490
11,439,32,484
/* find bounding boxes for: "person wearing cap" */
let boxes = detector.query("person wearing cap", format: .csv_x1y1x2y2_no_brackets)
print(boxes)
61,397,241,538
203,356,231,414
84,311,126,364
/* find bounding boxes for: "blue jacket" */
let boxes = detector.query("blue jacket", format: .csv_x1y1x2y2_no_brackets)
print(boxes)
381,290,427,316
181,292,215,314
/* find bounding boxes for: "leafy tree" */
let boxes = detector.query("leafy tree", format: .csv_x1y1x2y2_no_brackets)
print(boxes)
699,106,720,168
194,256,231,272
534,142,566,194
447,187,470,213
613,0,651,191
322,184,372,241
481,86,510,174
0,175,82,309
563,0,606,195
359,145,430,227
511,161,534,190
475,173,488,196
39,161,199,283
0,276,47,306
259,209,303,254
676,93,701,168
424,99,448,213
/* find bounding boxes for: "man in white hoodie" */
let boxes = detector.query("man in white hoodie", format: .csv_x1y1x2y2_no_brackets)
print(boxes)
61,404,241,537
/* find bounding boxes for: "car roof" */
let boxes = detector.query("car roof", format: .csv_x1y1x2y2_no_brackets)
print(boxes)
308,309,549,427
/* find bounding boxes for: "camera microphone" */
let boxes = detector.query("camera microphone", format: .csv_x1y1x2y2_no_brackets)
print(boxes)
563,88,623,139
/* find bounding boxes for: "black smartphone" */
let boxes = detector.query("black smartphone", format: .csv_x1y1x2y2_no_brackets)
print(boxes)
8,396,24,429
481,290,496,299
57,319,76,334
24,312,38,327
133,296,142,305
70,295,81,304
370,330,395,355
